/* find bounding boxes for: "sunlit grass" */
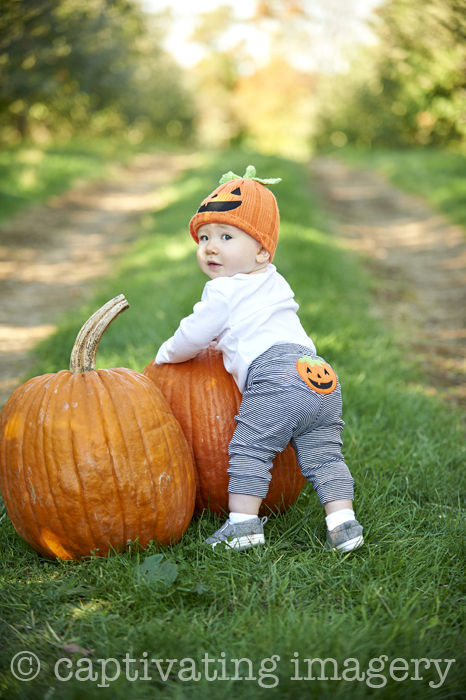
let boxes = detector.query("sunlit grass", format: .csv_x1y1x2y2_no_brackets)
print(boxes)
0,137,172,221
1,149,465,699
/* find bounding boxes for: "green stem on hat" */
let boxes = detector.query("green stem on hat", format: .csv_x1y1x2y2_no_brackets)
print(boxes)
219,165,281,186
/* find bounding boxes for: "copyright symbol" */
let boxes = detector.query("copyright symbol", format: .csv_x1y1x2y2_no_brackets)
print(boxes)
11,651,40,681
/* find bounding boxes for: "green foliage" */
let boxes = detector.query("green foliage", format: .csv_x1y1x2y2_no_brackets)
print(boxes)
1,151,465,698
314,0,466,150
0,0,195,144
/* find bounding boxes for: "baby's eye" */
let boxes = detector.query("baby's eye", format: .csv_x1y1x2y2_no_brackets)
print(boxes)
199,234,208,242
221,233,232,240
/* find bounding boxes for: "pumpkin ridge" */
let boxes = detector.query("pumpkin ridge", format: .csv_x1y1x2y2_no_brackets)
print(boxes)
109,368,187,544
15,381,44,551
2,376,52,554
133,370,180,529
138,372,194,538
187,358,198,502
184,360,200,506
112,369,160,537
202,349,218,512
112,368,194,543
133,371,170,520
30,373,67,557
63,372,99,557
168,367,196,467
39,372,78,558
93,370,133,547
37,373,68,557
1,380,32,533
203,349,224,511
36,373,73,558
143,361,200,517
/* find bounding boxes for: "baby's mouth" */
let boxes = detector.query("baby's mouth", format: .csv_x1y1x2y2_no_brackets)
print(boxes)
207,261,221,268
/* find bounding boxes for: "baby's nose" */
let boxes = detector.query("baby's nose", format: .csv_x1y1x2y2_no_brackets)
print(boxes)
206,239,218,253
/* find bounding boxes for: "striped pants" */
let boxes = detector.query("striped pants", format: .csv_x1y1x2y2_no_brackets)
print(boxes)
227,343,354,506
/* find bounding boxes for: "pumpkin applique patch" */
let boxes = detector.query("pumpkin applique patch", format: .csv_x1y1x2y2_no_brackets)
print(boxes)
296,356,338,395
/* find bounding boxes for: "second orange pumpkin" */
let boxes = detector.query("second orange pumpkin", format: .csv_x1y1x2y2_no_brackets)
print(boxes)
143,346,306,516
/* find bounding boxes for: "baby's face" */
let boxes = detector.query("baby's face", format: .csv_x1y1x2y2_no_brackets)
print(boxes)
196,223,270,279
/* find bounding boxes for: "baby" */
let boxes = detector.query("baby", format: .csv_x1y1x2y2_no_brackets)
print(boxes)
155,166,363,552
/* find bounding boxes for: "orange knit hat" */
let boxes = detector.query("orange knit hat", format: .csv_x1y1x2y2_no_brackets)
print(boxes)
189,165,281,261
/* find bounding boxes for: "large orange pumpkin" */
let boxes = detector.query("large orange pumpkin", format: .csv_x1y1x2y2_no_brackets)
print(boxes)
143,346,306,516
0,295,195,560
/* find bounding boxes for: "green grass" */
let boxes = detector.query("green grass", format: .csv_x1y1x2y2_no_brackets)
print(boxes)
1,151,465,699
334,147,466,229
0,137,169,222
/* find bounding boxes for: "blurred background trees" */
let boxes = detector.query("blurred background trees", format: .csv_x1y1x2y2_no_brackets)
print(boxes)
314,0,466,149
188,5,242,149
186,1,322,157
0,0,195,145
1,0,465,153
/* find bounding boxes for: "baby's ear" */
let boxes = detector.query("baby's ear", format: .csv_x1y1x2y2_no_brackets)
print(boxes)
257,246,270,263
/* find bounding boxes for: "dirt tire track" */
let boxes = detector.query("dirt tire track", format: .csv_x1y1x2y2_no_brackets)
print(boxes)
0,151,195,409
310,156,466,407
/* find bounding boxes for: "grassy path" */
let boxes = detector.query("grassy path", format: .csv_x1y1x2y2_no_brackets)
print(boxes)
311,155,466,406
334,148,466,230
0,151,194,408
1,150,465,699
0,139,166,223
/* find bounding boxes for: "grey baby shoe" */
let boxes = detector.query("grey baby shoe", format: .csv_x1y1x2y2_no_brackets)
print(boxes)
204,516,268,551
326,520,364,552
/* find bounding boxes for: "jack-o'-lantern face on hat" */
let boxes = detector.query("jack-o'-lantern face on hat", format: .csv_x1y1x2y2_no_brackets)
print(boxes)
189,166,281,261
296,356,338,395
197,185,242,213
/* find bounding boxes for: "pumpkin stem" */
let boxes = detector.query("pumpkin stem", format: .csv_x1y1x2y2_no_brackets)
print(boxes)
70,295,130,373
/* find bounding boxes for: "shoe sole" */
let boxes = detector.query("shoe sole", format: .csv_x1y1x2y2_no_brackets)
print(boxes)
210,534,265,551
333,535,364,552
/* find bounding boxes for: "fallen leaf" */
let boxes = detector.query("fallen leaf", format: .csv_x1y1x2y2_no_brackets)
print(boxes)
134,554,178,589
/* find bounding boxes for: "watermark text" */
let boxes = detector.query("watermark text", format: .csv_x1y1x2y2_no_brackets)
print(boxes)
11,651,456,689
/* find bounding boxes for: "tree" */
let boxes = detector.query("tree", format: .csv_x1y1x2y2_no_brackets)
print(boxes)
233,59,316,158
313,0,466,149
187,6,244,148
0,0,195,142
187,3,319,154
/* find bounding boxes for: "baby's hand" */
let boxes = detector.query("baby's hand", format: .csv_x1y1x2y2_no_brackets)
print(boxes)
209,340,218,349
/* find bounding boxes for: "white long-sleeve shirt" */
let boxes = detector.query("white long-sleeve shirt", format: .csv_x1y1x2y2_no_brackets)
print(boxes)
155,264,315,392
